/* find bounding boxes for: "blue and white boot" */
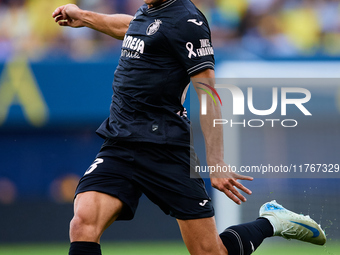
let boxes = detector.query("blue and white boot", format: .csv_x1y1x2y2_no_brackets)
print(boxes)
259,200,326,245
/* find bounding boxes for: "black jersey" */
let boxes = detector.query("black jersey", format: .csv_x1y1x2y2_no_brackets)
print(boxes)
96,0,215,146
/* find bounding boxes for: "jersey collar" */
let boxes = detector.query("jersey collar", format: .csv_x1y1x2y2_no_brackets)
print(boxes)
147,0,177,14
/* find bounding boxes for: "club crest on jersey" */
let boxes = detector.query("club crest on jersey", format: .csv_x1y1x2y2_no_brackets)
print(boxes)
146,19,162,36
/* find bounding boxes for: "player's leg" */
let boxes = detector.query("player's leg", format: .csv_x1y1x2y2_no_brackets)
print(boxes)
178,201,327,255
69,141,143,255
70,191,123,242
218,218,274,255
177,216,273,255
216,200,327,255
133,144,272,255
219,200,327,255
177,217,228,255
68,191,124,255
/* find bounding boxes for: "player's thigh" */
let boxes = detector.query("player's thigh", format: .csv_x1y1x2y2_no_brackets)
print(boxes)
177,217,228,255
71,191,124,242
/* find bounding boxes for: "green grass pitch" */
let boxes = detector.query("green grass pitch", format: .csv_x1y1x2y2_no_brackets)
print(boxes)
0,241,339,255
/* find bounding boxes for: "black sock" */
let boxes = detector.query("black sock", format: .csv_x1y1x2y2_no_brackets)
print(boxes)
69,242,101,255
219,218,274,255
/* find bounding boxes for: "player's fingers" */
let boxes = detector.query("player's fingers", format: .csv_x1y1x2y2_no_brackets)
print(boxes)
58,21,70,27
52,6,64,18
232,180,252,195
223,189,242,205
211,181,239,204
227,185,247,203
233,172,254,181
213,180,243,204
55,15,66,23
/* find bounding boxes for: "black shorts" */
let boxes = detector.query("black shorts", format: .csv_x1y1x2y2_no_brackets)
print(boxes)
75,139,214,221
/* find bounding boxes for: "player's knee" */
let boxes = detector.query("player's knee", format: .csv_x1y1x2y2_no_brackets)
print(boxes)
70,215,100,241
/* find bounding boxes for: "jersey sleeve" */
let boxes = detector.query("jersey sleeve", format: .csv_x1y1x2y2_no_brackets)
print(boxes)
167,14,215,76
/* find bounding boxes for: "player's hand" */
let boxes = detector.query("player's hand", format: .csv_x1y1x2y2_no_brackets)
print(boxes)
210,163,253,205
52,4,84,28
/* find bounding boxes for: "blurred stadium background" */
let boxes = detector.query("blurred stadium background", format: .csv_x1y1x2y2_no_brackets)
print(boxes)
0,0,340,254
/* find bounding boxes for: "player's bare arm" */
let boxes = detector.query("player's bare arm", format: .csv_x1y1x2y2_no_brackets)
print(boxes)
52,4,133,40
191,69,253,205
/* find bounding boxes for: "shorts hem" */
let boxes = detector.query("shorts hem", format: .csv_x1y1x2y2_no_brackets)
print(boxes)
172,211,215,220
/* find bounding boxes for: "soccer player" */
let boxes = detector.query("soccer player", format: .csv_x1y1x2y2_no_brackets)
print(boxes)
52,1,326,254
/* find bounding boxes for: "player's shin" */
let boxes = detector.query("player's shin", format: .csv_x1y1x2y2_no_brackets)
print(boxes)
219,218,274,255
